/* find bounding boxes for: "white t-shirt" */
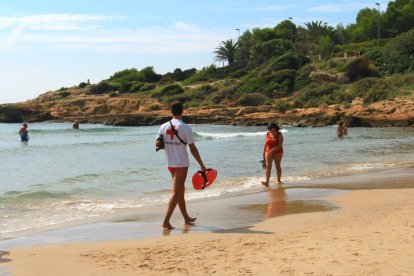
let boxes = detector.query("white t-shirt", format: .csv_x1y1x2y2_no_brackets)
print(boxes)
157,118,195,167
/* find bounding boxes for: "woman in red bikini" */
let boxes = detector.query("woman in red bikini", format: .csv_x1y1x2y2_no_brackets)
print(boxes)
262,123,284,186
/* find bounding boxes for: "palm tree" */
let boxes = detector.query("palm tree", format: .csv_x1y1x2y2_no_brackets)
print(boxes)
214,39,239,66
295,21,335,56
302,21,334,40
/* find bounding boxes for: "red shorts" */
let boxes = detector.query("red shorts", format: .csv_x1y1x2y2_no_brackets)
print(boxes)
168,167,177,174
168,167,188,174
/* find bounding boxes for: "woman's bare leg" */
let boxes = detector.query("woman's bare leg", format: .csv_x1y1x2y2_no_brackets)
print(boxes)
262,152,274,187
274,153,283,183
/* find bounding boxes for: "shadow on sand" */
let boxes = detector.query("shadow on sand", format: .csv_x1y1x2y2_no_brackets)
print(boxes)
0,251,11,263
213,225,272,235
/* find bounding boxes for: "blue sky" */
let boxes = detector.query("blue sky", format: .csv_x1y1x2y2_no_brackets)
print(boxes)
0,0,389,103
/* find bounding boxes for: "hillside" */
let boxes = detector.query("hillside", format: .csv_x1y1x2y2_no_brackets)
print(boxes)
0,73,413,127
2,4,414,127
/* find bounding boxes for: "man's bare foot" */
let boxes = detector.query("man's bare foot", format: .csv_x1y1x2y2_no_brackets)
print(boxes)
185,217,197,225
162,222,174,230
277,180,284,184
261,181,269,187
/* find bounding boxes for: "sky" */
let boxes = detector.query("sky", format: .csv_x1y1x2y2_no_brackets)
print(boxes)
0,0,390,104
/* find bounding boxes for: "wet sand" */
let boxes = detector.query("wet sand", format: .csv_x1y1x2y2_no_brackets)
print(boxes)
1,166,413,275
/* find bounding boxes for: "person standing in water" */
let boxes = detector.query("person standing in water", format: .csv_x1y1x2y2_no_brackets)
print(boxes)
19,123,29,142
73,120,80,129
262,123,284,186
343,121,348,136
157,101,207,230
337,121,345,138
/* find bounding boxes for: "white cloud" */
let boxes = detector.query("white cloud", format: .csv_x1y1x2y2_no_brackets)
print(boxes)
0,13,230,54
0,26,225,54
257,4,294,11
308,3,366,13
0,13,122,31
174,21,201,32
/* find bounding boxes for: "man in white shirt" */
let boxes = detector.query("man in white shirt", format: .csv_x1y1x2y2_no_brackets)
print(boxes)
157,101,206,230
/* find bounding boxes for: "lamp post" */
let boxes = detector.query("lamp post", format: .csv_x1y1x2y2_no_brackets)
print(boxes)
289,17,293,44
375,2,380,48
236,28,240,40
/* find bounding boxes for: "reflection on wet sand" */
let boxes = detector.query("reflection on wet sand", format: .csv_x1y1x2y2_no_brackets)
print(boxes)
239,188,337,218
266,186,286,218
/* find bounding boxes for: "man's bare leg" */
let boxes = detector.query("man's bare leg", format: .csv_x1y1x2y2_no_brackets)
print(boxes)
162,167,195,229
174,167,196,225
162,170,179,229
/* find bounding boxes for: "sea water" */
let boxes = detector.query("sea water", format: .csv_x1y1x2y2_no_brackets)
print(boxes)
1,123,413,237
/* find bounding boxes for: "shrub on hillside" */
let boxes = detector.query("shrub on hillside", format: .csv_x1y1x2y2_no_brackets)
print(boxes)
237,93,266,106
109,68,140,83
268,69,296,92
78,82,88,88
261,38,292,60
148,104,162,111
229,68,248,78
119,82,134,94
236,78,263,94
139,83,156,92
295,64,315,90
274,100,294,113
347,77,399,104
346,56,378,81
130,82,145,93
184,65,226,83
380,28,414,74
89,82,117,94
298,83,341,107
270,52,310,71
164,93,192,104
152,84,184,98
159,73,175,85
139,66,162,83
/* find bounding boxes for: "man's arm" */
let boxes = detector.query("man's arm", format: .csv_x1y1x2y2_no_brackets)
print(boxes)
189,143,206,171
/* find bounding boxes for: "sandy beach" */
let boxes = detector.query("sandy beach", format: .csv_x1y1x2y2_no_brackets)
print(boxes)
1,167,414,276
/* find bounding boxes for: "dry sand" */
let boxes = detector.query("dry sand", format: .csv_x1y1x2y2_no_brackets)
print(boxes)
0,186,413,276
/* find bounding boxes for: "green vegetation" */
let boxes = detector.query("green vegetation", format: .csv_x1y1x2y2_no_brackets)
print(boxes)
79,0,413,109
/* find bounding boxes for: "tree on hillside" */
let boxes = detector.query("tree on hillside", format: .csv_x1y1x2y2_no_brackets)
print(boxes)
347,8,380,42
274,20,297,42
214,39,239,66
295,21,335,56
316,36,335,59
301,21,335,41
383,0,414,38
380,28,414,73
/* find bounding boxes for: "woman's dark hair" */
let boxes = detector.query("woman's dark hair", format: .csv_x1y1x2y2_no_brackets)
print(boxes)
170,100,183,116
267,122,280,131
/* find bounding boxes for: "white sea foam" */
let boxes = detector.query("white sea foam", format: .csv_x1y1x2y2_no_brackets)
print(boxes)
196,131,267,139
196,129,287,140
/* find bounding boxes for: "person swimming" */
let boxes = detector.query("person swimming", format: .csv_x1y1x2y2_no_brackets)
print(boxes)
19,123,29,142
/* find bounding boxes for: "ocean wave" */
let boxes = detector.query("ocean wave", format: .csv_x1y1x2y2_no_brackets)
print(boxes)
3,190,71,200
0,198,144,234
195,131,266,140
29,126,131,135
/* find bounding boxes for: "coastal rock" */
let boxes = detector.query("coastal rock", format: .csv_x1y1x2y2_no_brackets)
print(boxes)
0,104,52,123
309,71,350,84
1,86,413,127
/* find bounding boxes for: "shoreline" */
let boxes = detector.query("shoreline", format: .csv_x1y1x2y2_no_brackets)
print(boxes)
1,164,413,246
1,166,413,275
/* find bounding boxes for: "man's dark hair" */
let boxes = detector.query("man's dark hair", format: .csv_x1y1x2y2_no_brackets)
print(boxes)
170,100,183,116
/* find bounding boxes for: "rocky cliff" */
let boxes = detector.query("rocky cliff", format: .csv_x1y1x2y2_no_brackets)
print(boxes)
1,86,413,127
